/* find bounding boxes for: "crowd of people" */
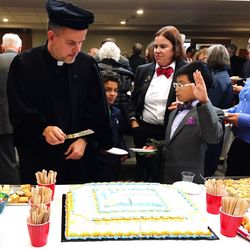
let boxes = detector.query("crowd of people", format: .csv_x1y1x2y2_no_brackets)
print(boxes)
1,0,250,185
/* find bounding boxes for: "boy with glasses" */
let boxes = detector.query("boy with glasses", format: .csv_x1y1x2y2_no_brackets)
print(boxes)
144,61,224,183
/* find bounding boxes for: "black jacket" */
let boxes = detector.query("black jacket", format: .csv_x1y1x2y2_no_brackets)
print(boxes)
7,44,113,183
128,60,187,126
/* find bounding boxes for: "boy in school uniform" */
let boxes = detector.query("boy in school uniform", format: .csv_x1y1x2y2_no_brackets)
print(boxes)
145,61,224,184
95,70,129,181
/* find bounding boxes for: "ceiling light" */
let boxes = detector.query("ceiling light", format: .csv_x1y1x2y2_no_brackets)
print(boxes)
3,18,9,23
136,9,144,15
120,20,126,25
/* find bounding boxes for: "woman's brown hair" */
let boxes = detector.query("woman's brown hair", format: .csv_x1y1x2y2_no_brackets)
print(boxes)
154,26,186,61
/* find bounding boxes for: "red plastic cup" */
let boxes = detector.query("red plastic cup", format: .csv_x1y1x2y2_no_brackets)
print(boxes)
27,219,50,247
37,181,56,200
206,192,223,214
220,208,243,237
28,198,51,209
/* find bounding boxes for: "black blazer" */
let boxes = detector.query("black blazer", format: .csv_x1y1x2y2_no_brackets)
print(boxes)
128,60,187,126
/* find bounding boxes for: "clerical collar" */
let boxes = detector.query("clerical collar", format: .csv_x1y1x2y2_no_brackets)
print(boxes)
57,61,64,66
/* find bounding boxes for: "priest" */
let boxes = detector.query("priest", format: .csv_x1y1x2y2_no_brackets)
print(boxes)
7,0,113,184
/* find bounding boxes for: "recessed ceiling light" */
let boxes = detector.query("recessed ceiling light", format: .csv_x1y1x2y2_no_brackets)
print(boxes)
136,9,144,15
120,20,126,25
3,18,9,23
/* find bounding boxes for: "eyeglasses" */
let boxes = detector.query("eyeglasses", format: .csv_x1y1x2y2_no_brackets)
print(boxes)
173,82,194,89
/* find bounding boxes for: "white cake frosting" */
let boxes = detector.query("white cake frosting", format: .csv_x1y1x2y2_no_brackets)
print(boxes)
65,182,212,240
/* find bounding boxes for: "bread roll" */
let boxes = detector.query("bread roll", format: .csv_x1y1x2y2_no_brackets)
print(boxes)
9,194,20,203
21,184,31,191
19,197,29,203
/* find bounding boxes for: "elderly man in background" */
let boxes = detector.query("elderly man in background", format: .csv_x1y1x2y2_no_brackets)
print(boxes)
0,33,22,184
226,43,245,77
128,43,146,74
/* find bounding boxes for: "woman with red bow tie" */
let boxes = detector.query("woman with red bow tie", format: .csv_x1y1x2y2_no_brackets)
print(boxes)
128,26,186,182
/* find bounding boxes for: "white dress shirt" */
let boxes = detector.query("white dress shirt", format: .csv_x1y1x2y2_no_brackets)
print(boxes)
142,61,176,125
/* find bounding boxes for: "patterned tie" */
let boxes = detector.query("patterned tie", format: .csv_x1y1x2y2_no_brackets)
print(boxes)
156,67,174,78
177,101,193,112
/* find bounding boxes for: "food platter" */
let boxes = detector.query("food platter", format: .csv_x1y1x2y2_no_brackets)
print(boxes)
204,176,250,199
237,214,250,241
0,184,33,205
237,226,250,241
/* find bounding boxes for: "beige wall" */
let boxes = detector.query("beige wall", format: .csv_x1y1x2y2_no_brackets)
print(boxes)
231,37,249,55
32,30,47,47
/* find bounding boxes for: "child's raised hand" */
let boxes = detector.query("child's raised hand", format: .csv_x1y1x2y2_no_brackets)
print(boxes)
191,70,209,104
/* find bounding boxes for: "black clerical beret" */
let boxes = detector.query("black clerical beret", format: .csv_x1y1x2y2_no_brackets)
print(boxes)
46,0,94,30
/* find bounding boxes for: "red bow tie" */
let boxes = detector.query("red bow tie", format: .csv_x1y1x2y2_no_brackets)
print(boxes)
156,67,174,78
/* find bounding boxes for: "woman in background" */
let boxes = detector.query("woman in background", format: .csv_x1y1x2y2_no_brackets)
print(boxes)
204,44,234,176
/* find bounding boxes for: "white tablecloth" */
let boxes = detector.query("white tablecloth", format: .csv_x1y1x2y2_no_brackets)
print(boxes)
0,185,249,249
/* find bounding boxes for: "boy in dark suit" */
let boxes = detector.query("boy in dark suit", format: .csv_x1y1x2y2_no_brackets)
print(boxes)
145,61,224,183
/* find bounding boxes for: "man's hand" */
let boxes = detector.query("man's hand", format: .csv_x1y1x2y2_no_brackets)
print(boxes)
131,119,140,129
191,70,209,104
64,138,87,160
121,155,129,162
224,113,239,127
43,126,66,145
138,145,157,157
232,84,243,94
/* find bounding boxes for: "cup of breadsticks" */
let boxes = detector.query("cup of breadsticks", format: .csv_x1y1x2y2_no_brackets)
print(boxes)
35,170,57,200
29,186,52,209
220,196,250,237
205,178,227,214
27,204,50,247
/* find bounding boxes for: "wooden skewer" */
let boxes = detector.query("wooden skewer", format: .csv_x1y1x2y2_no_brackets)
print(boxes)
31,186,52,205
35,169,57,184
205,179,226,196
29,205,50,224
222,196,250,216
